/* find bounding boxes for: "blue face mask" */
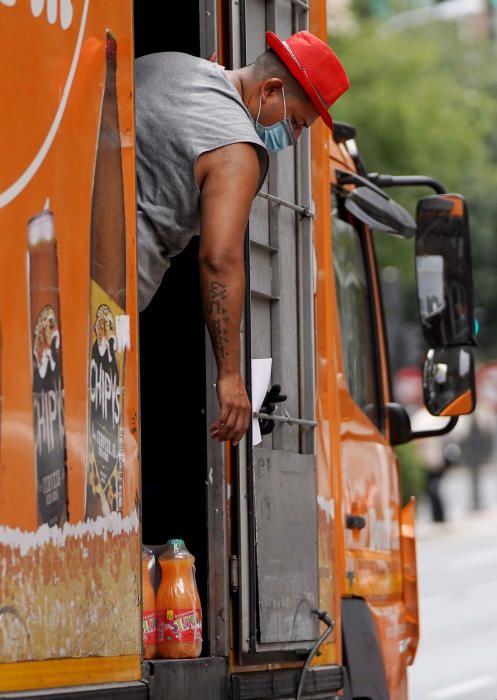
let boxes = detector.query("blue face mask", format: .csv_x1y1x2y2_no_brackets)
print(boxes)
255,87,297,153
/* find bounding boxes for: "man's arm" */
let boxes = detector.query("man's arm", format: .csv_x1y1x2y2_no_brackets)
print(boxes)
196,142,261,445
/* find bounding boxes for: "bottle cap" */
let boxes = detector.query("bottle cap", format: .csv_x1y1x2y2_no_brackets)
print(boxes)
159,538,193,560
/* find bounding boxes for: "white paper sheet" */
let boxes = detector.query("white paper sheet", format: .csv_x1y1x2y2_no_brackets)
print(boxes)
251,358,272,446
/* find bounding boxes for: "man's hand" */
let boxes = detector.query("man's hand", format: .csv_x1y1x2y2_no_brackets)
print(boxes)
210,372,251,446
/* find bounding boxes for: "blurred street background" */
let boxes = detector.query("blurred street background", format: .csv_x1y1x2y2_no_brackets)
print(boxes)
411,501,497,700
327,0,497,696
405,378,497,700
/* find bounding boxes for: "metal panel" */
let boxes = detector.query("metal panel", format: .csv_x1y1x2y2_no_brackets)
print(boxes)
249,298,272,359
273,0,294,36
253,448,318,643
250,245,273,299
199,0,217,59
237,0,318,656
250,184,271,246
267,147,300,455
249,181,273,455
146,657,229,700
205,341,230,657
296,130,316,456
232,666,343,699
243,0,267,63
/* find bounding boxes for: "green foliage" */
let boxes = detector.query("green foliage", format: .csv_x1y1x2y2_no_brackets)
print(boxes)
395,443,427,506
330,24,497,357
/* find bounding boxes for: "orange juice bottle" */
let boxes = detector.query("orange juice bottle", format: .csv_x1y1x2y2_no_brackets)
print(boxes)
156,539,202,659
142,547,157,659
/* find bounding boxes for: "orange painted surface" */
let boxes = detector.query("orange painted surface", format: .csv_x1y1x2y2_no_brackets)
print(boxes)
309,1,342,667
0,2,138,526
440,389,474,416
307,10,415,692
400,499,420,665
445,193,464,217
326,151,410,697
217,0,228,66
0,0,141,683
0,656,141,693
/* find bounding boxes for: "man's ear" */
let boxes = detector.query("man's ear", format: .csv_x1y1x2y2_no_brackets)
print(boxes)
261,77,284,102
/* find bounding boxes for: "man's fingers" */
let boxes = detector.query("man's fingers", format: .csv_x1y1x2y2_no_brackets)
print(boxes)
230,403,251,445
232,409,250,446
209,379,251,444
210,406,236,440
214,407,238,441
210,403,231,435
211,404,247,443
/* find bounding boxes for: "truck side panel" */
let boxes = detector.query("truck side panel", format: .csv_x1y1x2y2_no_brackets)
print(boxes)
0,1,141,690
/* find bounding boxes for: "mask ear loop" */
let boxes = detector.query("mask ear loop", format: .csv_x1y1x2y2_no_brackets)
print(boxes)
256,92,263,125
281,86,297,145
281,86,287,119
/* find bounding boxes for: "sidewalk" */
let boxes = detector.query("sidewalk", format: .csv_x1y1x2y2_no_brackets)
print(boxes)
416,502,497,540
415,461,497,539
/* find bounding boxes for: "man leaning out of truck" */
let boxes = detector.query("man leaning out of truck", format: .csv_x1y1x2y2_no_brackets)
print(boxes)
134,30,349,446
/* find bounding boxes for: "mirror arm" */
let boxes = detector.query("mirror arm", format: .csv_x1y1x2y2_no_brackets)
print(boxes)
367,174,447,195
336,169,389,198
409,416,458,441
387,403,459,446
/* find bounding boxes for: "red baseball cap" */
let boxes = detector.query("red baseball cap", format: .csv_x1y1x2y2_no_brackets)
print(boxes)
266,30,349,130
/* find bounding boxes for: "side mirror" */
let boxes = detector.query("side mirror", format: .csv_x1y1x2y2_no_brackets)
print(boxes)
415,194,475,346
345,186,416,239
423,346,476,416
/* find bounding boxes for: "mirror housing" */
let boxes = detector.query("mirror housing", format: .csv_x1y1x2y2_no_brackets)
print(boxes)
423,346,476,416
415,194,475,347
345,186,416,239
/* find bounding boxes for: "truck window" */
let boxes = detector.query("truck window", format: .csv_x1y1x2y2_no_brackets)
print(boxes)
332,196,383,429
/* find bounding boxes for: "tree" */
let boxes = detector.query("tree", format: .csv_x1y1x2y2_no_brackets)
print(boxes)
331,24,497,358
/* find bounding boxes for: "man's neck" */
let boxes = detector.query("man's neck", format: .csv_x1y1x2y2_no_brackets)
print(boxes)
225,66,257,109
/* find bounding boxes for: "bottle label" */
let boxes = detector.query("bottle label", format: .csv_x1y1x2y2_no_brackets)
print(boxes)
157,608,202,643
32,305,67,526
142,610,157,645
86,280,126,516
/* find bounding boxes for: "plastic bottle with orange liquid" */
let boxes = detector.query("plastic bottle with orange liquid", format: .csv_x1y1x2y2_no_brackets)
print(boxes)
142,546,157,659
156,539,202,658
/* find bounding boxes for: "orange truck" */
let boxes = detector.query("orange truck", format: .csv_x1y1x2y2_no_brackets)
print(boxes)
0,1,476,699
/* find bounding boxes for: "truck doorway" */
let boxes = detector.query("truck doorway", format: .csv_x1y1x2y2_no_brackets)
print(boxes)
134,1,210,653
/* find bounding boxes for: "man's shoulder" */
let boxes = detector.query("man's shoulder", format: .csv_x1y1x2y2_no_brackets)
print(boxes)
135,51,205,75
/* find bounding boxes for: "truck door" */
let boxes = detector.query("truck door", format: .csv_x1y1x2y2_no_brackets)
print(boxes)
232,1,320,656
331,189,405,694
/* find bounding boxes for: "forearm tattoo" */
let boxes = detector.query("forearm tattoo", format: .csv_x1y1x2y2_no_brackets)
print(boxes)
208,281,229,359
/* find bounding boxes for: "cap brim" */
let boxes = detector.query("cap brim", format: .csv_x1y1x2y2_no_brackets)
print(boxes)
266,31,333,130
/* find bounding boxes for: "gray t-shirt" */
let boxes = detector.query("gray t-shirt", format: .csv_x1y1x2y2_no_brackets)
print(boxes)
135,52,269,311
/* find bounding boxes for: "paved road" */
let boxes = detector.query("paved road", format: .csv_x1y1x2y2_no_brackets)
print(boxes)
408,467,497,700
